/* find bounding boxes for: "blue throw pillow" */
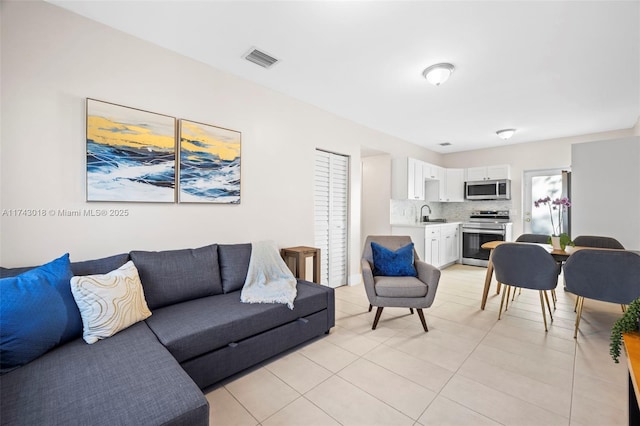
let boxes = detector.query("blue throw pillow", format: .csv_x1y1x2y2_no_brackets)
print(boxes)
371,242,418,277
0,253,82,373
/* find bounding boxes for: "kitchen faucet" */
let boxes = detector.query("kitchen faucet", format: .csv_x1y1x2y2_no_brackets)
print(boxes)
420,204,432,222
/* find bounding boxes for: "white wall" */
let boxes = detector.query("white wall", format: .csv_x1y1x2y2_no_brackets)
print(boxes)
360,155,392,251
0,1,437,277
442,128,636,238
571,137,640,249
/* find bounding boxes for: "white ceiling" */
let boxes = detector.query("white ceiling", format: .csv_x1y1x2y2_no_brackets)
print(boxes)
48,0,640,153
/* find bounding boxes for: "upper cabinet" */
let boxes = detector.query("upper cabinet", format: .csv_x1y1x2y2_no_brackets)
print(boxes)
423,162,442,180
393,157,466,202
392,157,425,200
426,168,464,202
465,164,511,181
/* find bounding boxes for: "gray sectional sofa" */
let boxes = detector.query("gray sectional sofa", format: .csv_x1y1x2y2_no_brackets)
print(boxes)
0,243,335,425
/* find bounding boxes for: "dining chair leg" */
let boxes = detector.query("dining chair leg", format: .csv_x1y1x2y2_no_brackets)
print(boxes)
543,291,554,321
498,285,509,320
622,304,627,313
574,296,584,339
574,297,579,312
372,307,384,330
416,308,429,332
505,286,513,311
539,291,549,332
410,308,414,314
551,289,557,309
368,304,372,312
496,282,501,295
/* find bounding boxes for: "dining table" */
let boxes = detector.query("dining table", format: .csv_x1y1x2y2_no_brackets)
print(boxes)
479,240,575,310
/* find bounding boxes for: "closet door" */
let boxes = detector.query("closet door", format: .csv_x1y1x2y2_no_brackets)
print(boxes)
314,150,349,288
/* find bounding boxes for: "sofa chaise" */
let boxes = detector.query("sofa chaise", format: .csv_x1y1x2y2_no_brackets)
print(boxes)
0,243,335,425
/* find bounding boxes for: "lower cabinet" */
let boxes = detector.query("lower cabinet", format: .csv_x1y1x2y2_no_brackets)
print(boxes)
440,224,460,267
391,224,460,269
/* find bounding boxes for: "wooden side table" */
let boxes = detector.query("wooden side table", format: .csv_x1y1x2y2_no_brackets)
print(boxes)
281,246,321,284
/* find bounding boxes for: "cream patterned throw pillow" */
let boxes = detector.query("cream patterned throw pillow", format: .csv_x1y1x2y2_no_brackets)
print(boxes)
70,261,151,344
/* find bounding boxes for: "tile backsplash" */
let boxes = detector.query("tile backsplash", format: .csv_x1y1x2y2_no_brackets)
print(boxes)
390,199,513,224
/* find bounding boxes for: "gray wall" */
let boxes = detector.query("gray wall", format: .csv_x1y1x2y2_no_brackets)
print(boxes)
571,137,640,248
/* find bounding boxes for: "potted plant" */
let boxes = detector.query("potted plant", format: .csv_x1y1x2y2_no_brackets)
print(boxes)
610,298,640,363
534,196,574,250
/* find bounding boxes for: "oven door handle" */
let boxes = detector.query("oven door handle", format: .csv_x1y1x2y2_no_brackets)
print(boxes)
462,228,505,235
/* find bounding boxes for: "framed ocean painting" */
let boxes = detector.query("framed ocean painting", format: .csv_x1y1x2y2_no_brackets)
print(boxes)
86,99,176,202
178,119,241,204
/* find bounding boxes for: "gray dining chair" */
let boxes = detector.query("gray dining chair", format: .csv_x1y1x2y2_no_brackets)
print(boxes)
573,235,625,249
569,235,626,312
492,243,560,331
361,235,441,332
515,233,550,244
563,249,640,338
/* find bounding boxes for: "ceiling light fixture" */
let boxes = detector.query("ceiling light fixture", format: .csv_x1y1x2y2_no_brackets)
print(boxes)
496,129,516,140
422,63,455,86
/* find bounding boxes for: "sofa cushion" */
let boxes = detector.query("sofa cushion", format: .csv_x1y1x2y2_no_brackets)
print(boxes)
0,322,209,426
218,243,251,293
0,253,82,373
70,253,131,276
0,253,131,278
130,244,222,310
71,261,152,344
145,280,330,363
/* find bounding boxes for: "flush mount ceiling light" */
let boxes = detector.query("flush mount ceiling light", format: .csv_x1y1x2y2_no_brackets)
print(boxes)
496,129,517,140
422,63,455,86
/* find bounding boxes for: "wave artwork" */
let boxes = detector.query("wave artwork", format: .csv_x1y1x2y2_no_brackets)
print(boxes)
179,120,241,204
86,99,176,202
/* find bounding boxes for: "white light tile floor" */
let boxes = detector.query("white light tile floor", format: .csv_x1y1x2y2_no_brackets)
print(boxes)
206,265,628,425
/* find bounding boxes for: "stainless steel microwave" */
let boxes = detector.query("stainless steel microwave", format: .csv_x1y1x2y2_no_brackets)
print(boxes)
465,179,511,200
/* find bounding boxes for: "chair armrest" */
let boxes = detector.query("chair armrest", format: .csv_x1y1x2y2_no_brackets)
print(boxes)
415,260,441,307
361,259,377,304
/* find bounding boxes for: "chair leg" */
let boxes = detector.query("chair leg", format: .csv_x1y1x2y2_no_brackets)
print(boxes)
498,285,509,320
543,291,554,321
416,308,429,332
622,304,627,313
505,286,512,311
539,291,549,332
574,297,579,312
551,289,557,309
410,308,414,314
368,304,372,312
574,296,584,339
496,282,501,294
372,307,384,330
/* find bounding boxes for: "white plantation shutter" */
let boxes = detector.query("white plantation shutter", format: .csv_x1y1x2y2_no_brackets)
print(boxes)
314,150,348,288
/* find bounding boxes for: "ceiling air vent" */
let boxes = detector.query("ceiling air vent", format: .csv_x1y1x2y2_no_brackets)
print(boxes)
243,47,279,69
439,142,452,146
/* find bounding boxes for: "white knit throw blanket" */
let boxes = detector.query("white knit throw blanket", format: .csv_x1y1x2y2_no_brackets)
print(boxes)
240,241,297,310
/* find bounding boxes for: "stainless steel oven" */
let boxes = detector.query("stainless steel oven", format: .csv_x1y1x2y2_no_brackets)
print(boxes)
461,211,513,267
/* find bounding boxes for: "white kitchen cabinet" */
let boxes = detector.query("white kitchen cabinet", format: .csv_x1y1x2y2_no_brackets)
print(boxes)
425,168,464,202
440,224,460,266
424,226,441,266
391,157,425,200
465,164,511,181
423,161,442,180
391,223,461,269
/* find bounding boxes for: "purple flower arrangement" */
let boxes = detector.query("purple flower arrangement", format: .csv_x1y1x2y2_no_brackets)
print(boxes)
534,196,571,237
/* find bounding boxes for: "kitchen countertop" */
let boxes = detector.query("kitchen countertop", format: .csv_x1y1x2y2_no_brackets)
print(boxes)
391,222,462,227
